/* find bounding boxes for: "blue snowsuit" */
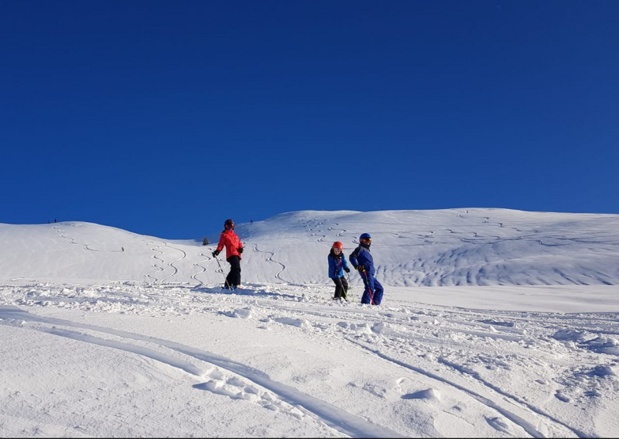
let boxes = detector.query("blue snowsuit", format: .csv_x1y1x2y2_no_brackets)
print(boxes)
349,243,384,305
328,249,350,299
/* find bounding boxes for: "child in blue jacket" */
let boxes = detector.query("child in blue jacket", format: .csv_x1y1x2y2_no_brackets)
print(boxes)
328,241,350,300
349,233,384,305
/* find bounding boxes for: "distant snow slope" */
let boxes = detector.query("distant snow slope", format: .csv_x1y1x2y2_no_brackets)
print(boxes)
2,208,619,286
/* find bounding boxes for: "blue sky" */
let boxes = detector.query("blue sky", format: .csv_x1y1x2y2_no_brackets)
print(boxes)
2,1,618,239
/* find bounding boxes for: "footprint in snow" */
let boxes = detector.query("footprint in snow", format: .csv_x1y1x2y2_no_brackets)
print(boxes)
486,416,512,434
194,368,306,419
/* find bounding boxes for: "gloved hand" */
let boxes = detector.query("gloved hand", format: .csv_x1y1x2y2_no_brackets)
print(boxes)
356,265,365,272
344,267,350,273
238,247,244,254
212,250,220,257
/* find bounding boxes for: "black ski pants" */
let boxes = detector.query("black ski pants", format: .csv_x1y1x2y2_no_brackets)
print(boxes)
332,276,349,299
226,255,242,287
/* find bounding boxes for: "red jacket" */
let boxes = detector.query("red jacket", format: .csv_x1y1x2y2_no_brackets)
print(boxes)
216,229,243,259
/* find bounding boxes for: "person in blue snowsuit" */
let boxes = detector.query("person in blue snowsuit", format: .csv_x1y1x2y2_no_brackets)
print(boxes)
328,241,350,300
349,233,384,305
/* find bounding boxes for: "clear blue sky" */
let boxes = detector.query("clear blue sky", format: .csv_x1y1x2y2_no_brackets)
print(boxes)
2,1,618,239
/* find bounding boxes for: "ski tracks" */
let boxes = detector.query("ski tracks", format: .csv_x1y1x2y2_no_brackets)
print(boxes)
244,296,607,438
145,242,184,283
252,244,289,284
145,242,215,287
0,305,402,438
190,252,211,286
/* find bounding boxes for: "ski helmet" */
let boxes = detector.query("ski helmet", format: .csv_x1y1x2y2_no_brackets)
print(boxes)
332,241,344,250
359,233,371,240
224,219,235,230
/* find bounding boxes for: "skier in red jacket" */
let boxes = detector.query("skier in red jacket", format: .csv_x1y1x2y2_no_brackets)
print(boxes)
212,219,244,289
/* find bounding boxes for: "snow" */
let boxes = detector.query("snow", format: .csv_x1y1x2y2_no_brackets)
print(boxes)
1,208,618,438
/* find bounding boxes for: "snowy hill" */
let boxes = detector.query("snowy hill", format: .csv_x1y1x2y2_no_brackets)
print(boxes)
1,208,619,438
3,208,619,286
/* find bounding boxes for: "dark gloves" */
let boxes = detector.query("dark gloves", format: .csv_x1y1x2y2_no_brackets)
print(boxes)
356,265,365,272
212,250,220,257
238,247,244,254
344,267,350,273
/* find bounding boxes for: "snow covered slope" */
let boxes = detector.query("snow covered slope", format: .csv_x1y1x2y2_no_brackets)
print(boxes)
2,208,619,286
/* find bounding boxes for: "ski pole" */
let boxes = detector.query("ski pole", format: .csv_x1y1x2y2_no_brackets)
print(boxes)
213,254,232,290
346,272,354,302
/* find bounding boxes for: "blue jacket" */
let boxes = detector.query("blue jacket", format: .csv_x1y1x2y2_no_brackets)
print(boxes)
349,244,375,277
328,250,350,279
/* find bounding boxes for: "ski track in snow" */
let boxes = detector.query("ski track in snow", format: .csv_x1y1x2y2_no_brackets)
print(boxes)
251,244,303,286
253,244,286,280
158,243,186,283
190,252,211,286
